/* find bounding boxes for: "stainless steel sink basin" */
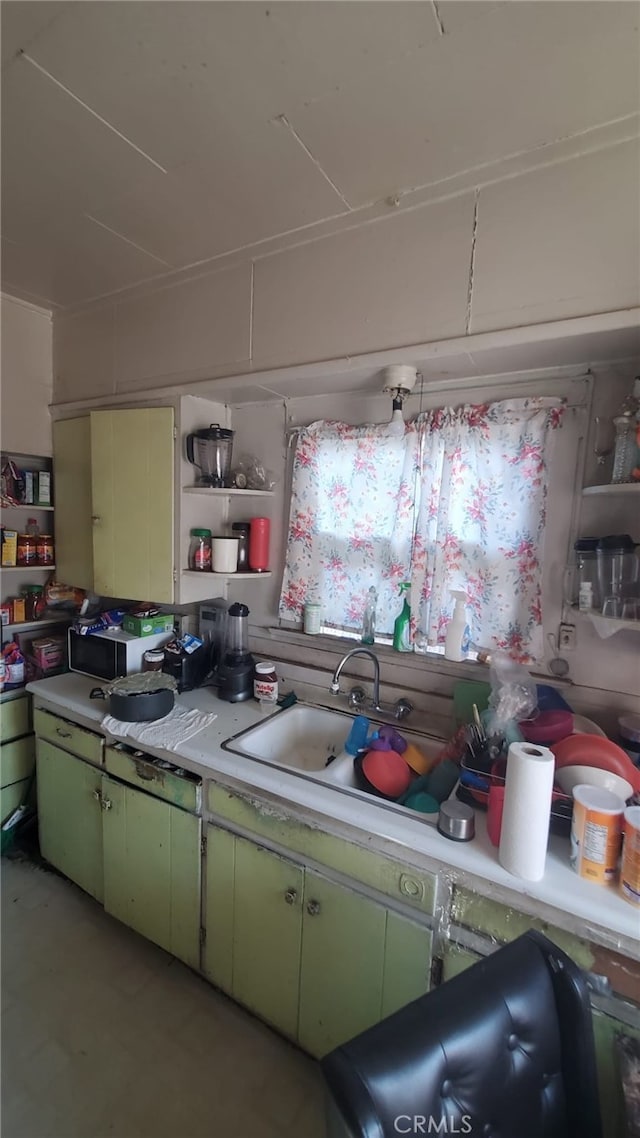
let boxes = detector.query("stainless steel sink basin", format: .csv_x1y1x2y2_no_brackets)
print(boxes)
224,704,354,773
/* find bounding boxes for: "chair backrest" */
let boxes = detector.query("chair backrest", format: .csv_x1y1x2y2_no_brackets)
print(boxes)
322,930,602,1138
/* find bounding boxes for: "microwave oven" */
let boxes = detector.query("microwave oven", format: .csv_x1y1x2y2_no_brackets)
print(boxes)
68,628,170,681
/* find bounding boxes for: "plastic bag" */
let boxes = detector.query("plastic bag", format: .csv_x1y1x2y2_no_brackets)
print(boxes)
486,651,537,733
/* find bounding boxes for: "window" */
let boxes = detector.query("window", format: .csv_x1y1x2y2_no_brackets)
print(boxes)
279,397,566,664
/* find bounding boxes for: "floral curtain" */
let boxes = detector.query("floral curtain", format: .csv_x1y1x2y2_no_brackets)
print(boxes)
279,420,419,635
410,398,564,662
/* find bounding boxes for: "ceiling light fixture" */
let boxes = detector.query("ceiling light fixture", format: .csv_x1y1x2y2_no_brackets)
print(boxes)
381,365,418,435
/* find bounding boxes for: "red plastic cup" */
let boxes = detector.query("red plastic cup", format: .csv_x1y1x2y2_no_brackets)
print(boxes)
487,785,506,847
248,517,270,572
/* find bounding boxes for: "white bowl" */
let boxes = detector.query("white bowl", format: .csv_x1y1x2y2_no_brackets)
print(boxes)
555,764,633,801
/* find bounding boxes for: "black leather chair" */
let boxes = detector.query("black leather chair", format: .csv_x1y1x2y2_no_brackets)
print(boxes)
322,930,602,1138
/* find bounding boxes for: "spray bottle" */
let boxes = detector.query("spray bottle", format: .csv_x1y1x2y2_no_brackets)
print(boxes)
392,583,412,652
444,591,470,662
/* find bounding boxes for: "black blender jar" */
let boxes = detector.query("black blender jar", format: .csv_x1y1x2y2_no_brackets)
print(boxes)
217,603,254,702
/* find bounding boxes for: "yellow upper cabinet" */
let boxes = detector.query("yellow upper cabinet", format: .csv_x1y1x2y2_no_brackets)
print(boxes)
53,407,175,603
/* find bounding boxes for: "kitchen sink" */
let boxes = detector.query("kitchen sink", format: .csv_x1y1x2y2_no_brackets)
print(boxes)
223,702,444,808
223,704,354,773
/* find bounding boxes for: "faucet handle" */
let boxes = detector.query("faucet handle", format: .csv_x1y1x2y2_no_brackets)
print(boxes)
329,680,340,695
394,697,413,721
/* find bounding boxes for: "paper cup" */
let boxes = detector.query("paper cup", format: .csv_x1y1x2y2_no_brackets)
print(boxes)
212,538,239,573
620,805,640,907
570,784,624,884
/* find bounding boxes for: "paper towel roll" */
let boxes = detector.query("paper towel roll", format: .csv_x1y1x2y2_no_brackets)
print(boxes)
498,741,555,882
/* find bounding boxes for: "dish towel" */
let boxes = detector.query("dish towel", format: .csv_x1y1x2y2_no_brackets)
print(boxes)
102,707,217,752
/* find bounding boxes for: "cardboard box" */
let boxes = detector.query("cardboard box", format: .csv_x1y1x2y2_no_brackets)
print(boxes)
122,613,174,638
37,471,52,506
1,531,17,567
31,636,64,670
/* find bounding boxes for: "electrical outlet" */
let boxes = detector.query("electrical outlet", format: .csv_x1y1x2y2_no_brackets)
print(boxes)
559,623,576,651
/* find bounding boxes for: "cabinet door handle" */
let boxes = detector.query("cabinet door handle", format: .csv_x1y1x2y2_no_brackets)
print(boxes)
91,515,101,524
284,888,298,905
306,900,321,916
92,789,102,805
56,728,72,738
101,797,112,811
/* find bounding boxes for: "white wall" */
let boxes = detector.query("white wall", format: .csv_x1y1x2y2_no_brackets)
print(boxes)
1,293,53,456
51,139,639,402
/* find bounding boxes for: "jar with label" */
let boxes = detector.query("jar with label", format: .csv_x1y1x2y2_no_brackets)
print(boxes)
254,661,278,705
36,534,54,565
188,528,212,572
16,533,38,566
142,649,165,672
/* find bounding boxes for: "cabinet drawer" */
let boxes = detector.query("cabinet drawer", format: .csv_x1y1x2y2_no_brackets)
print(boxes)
208,785,436,916
1,695,31,744
1,735,35,789
33,707,104,768
105,745,201,812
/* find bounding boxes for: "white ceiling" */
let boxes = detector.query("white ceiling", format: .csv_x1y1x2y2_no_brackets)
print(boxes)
1,1,638,309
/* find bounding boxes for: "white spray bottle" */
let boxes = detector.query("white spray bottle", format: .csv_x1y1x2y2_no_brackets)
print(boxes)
444,591,470,662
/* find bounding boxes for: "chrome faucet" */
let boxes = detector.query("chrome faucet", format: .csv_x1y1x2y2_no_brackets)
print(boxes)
330,648,383,713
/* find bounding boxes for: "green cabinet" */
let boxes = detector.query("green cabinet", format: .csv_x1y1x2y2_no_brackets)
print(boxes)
102,775,201,970
35,740,104,902
204,825,432,1056
53,407,175,602
1,693,35,826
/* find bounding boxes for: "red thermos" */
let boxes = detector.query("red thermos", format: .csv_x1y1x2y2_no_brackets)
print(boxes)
249,517,270,572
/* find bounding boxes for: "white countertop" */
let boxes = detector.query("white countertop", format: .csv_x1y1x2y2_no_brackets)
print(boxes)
27,673,640,960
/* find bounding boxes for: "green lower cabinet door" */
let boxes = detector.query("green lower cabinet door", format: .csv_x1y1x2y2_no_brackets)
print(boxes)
441,942,482,984
102,777,201,969
36,741,104,902
592,1009,640,1138
203,824,236,995
232,835,304,1040
298,871,387,1058
381,912,432,1019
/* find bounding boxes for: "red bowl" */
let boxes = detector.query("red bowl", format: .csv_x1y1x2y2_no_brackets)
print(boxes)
551,734,640,794
519,710,573,746
361,749,412,799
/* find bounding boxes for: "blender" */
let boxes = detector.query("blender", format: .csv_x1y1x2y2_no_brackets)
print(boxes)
217,602,254,702
185,423,234,487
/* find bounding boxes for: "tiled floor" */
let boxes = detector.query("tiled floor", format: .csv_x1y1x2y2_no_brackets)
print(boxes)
1,857,325,1138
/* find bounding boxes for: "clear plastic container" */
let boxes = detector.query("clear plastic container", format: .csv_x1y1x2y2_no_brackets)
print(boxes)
188,528,212,572
596,534,638,605
573,537,600,609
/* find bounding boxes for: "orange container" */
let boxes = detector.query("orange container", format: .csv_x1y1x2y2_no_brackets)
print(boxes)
620,805,640,907
570,784,624,885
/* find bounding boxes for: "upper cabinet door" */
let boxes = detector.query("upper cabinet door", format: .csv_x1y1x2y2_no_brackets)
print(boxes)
90,408,175,602
52,416,94,590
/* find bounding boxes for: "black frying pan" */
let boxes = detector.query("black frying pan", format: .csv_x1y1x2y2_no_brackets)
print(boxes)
90,682,175,722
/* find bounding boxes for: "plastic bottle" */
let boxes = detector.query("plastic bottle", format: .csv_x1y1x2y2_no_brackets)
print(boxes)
444,591,470,661
392,583,412,652
361,587,377,645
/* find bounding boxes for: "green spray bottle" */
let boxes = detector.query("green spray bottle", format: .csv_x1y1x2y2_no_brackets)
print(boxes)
392,582,412,652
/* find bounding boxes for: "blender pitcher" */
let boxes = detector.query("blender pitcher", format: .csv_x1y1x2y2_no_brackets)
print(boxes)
597,535,638,611
185,424,234,487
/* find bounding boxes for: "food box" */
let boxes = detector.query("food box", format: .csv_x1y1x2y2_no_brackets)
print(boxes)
122,613,174,638
1,531,17,567
37,471,52,506
31,636,64,670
